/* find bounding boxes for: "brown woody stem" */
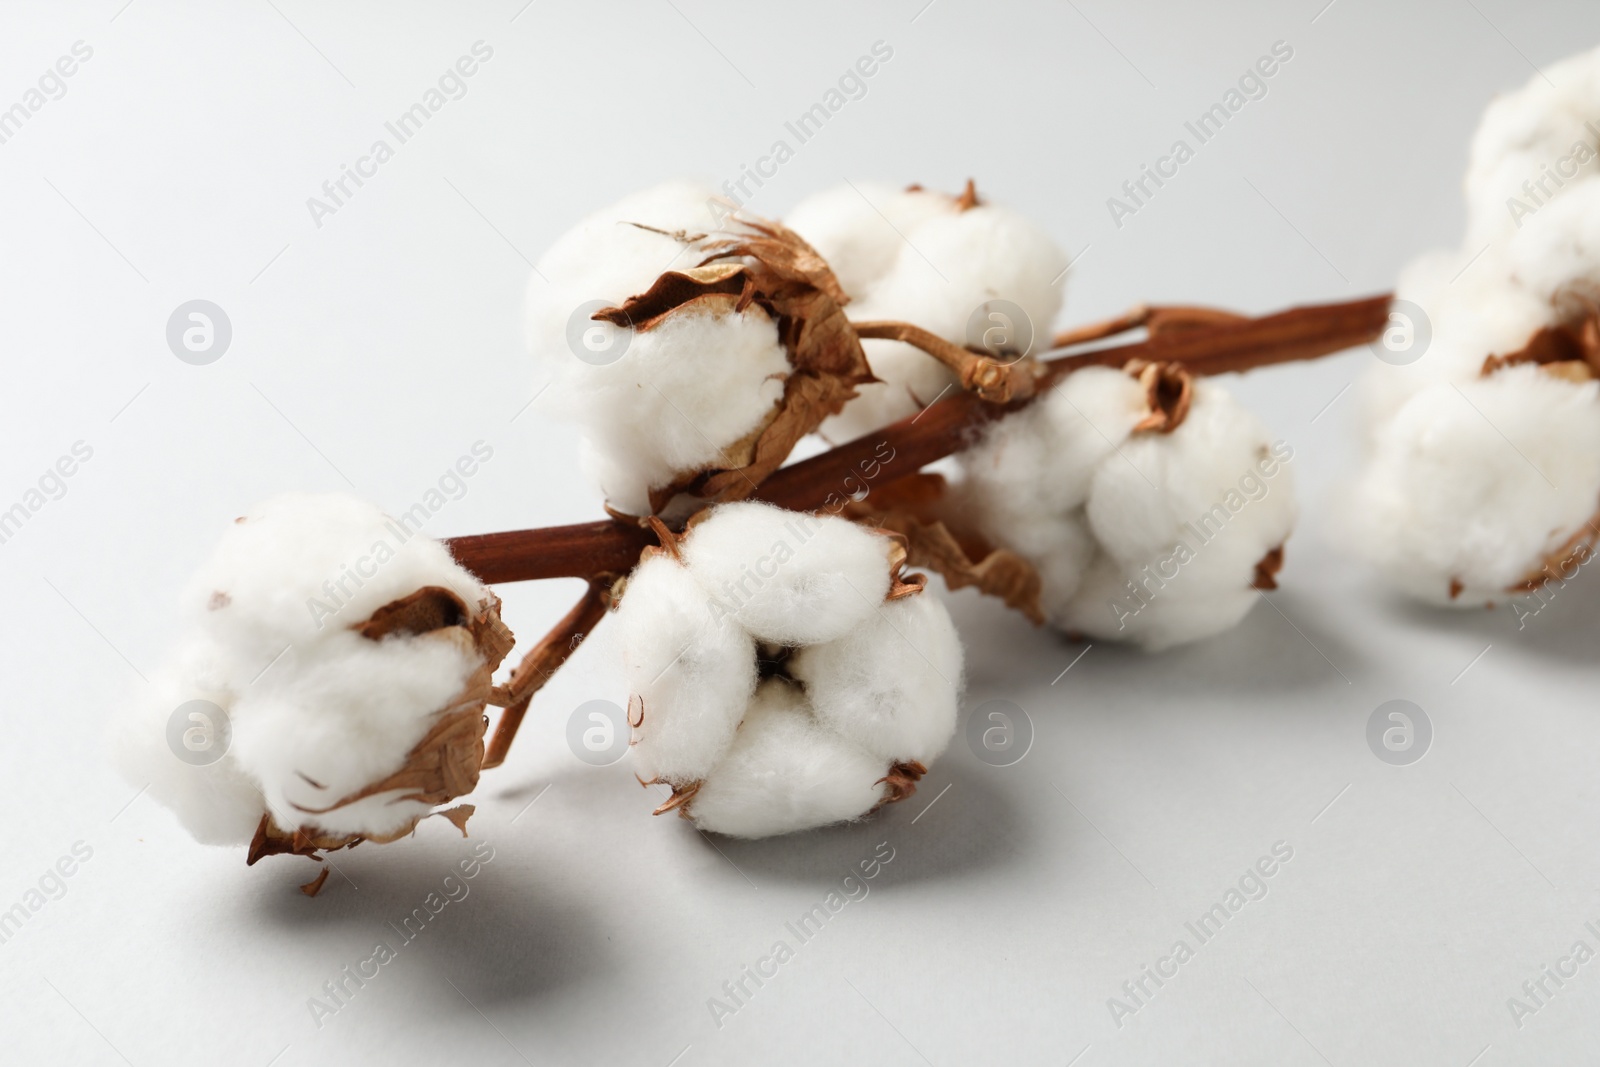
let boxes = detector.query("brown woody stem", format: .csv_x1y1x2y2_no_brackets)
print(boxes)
1048,304,1251,349
852,320,1035,404
444,294,1392,585
481,579,611,770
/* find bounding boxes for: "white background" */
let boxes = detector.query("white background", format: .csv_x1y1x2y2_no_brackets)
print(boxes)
3,1,1600,1064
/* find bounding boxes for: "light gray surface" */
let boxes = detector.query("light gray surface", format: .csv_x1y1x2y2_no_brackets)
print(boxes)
3,1,1600,1064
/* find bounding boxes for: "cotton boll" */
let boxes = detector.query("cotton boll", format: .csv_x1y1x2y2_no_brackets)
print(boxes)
820,202,1070,442
1033,387,1295,649
1346,365,1600,603
524,181,796,513
955,366,1149,613
112,638,267,846
784,181,960,301
790,593,963,764
227,628,480,839
613,503,967,836
682,501,892,645
615,554,758,785
181,493,490,669
557,302,789,515
1085,383,1296,590
955,371,1293,649
686,680,889,839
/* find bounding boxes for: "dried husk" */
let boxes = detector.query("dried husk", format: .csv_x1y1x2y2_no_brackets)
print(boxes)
1481,311,1600,381
1127,359,1195,434
592,217,875,516
843,472,1045,624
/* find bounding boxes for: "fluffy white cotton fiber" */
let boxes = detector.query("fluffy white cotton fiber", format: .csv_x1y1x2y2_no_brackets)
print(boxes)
1463,44,1600,248
525,182,790,515
785,183,1069,443
783,181,960,302
615,502,964,837
958,368,1296,650
789,592,964,764
115,493,498,845
686,679,891,840
613,553,757,785
1346,51,1600,603
681,501,891,645
1348,365,1600,603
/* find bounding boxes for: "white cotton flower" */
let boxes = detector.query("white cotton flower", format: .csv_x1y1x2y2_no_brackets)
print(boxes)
524,182,790,515
787,188,1069,443
957,367,1297,650
784,181,961,302
1345,365,1600,604
115,493,508,847
616,503,964,838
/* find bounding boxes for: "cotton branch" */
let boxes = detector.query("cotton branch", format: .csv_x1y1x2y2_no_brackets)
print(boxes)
444,293,1393,585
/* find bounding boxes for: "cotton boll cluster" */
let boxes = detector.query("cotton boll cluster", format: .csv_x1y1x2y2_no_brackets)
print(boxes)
1345,52,1600,605
115,493,513,850
786,183,1070,442
956,366,1296,650
525,182,790,515
612,501,963,838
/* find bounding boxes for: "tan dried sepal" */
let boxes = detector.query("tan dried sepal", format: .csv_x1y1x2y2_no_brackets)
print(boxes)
872,760,928,811
1251,546,1286,591
1481,313,1600,379
846,473,1044,624
1127,359,1195,434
